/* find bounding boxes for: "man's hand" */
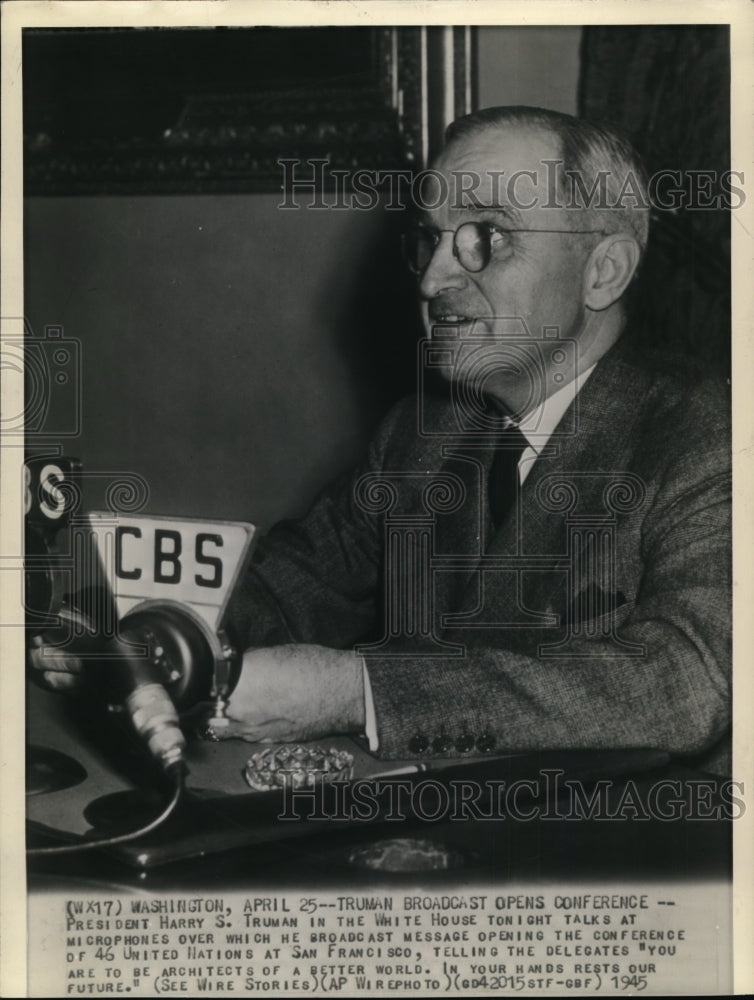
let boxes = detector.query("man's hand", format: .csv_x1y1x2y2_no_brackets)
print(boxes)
215,644,366,743
27,637,84,692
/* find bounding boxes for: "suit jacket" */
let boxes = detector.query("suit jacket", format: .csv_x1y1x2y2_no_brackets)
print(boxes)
226,336,732,775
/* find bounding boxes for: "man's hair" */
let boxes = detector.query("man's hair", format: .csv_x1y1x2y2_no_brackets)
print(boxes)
445,106,650,254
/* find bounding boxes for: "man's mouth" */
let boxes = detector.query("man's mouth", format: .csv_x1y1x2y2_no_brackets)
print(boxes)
429,313,474,325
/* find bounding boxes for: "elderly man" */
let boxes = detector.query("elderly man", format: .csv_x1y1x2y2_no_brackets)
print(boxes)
36,107,732,775
216,107,731,775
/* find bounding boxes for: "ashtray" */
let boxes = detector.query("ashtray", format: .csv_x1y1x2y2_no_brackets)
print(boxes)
243,745,354,791
347,837,469,872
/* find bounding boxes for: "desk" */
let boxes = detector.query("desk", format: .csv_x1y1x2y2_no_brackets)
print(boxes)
25,684,735,998
26,684,731,891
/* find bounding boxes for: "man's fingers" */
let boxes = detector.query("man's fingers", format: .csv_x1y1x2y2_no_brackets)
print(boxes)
29,646,83,674
28,645,84,691
198,714,304,744
197,717,261,743
41,657,83,674
42,670,81,691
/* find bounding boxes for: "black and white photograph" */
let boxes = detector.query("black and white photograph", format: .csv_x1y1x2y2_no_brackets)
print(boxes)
1,1,752,996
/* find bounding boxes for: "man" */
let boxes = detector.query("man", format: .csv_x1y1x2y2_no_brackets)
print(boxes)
35,108,732,775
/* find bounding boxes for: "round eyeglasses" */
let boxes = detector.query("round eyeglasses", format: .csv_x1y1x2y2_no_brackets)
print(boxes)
402,220,606,275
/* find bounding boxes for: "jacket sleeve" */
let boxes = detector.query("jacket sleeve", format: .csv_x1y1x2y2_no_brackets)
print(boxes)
223,400,415,653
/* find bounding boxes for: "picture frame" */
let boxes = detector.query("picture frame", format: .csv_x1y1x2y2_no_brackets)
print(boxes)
23,25,476,194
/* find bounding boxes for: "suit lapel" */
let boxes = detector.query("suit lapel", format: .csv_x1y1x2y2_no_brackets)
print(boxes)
447,338,652,629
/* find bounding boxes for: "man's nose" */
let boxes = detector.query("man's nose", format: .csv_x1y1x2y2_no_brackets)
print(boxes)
418,233,468,300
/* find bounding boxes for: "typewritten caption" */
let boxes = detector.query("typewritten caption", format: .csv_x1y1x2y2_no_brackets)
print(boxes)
28,885,731,996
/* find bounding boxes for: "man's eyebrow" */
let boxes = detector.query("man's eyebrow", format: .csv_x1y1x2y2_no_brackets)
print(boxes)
463,200,524,224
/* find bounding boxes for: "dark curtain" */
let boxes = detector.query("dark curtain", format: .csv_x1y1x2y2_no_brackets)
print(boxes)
579,26,731,375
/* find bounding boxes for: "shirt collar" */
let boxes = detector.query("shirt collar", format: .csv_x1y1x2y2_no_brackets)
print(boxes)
513,362,598,455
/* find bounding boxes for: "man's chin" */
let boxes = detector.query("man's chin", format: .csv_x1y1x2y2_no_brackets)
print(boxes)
427,363,456,388
454,371,539,419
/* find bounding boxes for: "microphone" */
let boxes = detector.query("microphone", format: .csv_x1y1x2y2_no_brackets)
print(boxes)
106,630,188,772
32,605,187,772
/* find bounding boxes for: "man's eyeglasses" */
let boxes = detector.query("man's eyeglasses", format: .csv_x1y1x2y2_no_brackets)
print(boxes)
402,220,606,275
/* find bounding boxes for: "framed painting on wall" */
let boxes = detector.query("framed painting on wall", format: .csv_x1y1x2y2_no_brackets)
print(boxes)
23,25,476,194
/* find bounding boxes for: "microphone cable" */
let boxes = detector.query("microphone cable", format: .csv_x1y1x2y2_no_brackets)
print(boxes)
26,761,185,857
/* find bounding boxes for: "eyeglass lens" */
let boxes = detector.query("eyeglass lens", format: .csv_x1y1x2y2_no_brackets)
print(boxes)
405,222,491,274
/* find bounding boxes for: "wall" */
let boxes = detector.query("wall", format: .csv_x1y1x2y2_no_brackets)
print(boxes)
24,28,582,530
478,26,582,114
24,194,418,527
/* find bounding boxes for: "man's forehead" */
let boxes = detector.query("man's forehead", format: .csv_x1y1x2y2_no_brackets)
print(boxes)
420,123,562,221
436,123,560,174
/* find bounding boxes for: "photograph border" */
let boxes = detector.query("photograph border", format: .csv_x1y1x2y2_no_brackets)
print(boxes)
2,1,752,996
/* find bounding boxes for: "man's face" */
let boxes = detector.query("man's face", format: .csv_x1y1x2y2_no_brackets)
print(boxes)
417,124,595,415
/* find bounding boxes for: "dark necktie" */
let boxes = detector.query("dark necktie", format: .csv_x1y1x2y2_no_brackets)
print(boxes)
488,422,528,530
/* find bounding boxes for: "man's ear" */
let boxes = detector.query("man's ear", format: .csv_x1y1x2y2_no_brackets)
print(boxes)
583,234,641,312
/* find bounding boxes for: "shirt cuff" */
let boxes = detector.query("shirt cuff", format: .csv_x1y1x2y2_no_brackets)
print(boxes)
361,658,379,752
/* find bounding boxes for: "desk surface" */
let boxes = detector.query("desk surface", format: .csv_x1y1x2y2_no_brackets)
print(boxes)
26,684,732,892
